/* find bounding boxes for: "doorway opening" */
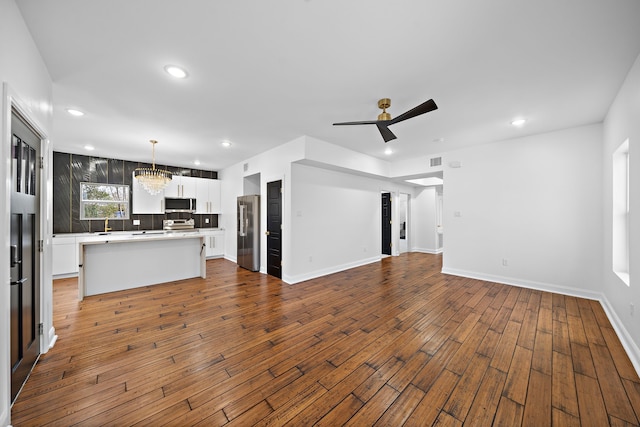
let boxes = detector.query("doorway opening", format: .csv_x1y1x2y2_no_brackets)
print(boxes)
398,193,409,253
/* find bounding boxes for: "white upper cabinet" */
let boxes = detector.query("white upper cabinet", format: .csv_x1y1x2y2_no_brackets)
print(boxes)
196,179,221,214
165,175,197,199
132,172,219,214
131,171,164,214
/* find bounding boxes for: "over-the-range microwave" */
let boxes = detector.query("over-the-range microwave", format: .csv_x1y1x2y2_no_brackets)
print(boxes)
164,197,196,213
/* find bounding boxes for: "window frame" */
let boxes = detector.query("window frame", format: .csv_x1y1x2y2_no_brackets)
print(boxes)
79,182,130,220
612,139,630,286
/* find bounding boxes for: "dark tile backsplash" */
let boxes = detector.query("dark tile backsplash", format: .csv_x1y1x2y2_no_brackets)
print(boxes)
53,151,219,234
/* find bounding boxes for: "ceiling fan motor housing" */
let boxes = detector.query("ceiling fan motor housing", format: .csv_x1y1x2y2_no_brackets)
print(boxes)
377,98,391,121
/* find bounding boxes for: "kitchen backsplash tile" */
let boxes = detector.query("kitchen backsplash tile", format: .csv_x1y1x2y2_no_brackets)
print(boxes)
53,151,219,234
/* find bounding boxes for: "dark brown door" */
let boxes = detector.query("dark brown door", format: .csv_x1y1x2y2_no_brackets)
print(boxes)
10,111,41,403
381,192,392,255
266,180,282,278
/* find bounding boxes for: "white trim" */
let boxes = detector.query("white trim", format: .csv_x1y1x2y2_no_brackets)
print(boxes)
48,326,57,350
599,297,640,376
1,80,11,427
442,267,640,376
412,247,443,255
441,267,602,300
283,256,381,285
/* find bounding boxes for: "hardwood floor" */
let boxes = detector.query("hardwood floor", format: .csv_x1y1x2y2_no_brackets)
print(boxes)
11,253,640,426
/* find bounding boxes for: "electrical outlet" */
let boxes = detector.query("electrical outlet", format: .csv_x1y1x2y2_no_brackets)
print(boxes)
308,256,313,262
631,303,635,317
502,258,508,267
133,219,140,226
205,218,209,224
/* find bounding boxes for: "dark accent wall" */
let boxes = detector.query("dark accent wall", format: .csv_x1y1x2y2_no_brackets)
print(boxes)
53,151,219,234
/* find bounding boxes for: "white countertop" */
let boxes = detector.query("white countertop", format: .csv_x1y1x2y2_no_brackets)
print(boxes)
78,230,205,245
54,228,224,239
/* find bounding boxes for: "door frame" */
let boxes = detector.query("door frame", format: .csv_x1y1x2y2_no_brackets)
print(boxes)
2,83,54,410
380,189,399,256
266,179,283,278
398,192,411,254
261,174,285,277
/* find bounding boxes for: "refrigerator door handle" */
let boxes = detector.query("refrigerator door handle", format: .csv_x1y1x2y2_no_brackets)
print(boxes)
239,204,246,236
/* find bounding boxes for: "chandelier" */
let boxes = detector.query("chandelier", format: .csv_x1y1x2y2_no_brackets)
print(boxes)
134,140,172,195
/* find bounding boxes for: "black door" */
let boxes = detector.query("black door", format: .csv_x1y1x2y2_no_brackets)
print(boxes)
10,111,41,403
381,192,392,255
266,180,282,278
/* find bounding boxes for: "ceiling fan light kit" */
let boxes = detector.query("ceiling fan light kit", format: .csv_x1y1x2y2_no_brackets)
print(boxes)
333,98,438,142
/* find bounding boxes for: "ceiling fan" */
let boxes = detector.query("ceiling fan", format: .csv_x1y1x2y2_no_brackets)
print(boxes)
333,98,438,142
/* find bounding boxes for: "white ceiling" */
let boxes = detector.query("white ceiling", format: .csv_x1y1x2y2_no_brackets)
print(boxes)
16,0,640,171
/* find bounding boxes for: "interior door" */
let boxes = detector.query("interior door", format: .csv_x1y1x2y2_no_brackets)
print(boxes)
10,111,41,403
381,192,392,255
266,180,282,278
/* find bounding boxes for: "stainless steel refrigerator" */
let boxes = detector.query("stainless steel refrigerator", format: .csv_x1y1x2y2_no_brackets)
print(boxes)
237,195,260,271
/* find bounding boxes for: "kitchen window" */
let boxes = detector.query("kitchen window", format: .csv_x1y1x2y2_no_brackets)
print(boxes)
80,182,130,220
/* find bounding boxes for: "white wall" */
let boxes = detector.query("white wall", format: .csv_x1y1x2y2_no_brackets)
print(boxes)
289,163,379,282
411,186,439,253
221,136,422,284
0,0,53,424
219,137,306,271
288,163,418,283
603,52,640,369
442,124,604,298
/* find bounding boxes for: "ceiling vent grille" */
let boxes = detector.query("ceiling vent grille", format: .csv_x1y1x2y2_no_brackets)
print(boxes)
430,157,442,167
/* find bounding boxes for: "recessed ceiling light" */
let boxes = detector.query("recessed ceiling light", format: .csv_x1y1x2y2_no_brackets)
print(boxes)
67,109,84,116
84,145,94,151
384,147,393,155
221,140,232,148
194,160,201,166
164,65,188,79
511,118,526,126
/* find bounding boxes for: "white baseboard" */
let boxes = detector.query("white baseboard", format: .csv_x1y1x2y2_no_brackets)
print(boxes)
47,326,58,351
441,267,602,300
412,247,443,255
599,297,640,376
441,267,640,376
283,256,381,285
53,272,78,279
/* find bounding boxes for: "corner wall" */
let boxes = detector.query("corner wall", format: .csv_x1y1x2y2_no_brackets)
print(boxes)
442,124,604,298
603,52,640,370
1,0,53,424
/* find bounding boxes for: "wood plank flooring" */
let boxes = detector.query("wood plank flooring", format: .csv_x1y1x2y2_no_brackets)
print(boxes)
11,253,640,426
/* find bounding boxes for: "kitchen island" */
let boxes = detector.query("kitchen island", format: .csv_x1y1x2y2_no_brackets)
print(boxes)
77,231,206,300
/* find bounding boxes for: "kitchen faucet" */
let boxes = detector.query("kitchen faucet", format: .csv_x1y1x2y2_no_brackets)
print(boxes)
104,218,112,233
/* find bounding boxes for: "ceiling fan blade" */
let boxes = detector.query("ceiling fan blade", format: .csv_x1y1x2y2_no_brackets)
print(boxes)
333,120,379,126
376,123,397,142
390,99,438,125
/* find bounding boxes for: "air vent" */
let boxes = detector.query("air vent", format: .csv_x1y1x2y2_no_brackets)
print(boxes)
430,157,442,167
